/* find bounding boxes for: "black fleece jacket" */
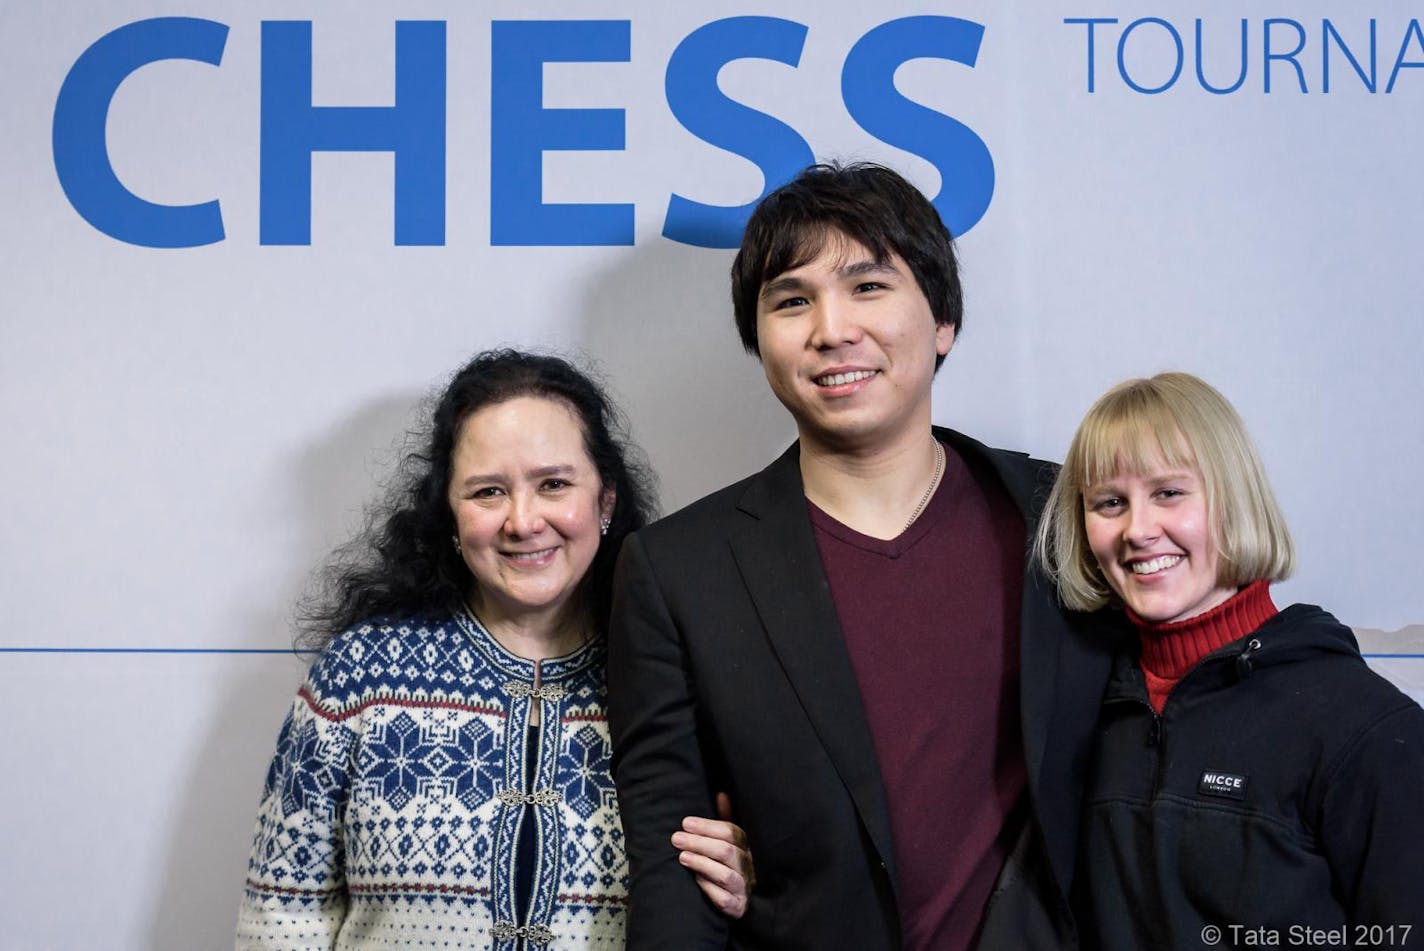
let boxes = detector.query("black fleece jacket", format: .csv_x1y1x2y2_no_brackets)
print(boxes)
1079,604,1424,950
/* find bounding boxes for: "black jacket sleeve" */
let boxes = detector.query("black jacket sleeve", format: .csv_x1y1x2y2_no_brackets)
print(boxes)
606,532,729,950
1317,697,1424,931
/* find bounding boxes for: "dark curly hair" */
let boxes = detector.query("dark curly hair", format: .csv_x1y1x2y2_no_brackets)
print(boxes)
297,349,657,652
731,161,963,371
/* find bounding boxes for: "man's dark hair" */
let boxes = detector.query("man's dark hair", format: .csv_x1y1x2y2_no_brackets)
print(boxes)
730,162,963,370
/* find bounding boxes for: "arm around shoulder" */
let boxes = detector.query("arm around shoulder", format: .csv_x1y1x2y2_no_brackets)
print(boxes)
607,531,731,950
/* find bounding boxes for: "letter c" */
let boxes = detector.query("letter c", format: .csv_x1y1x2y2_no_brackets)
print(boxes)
53,17,227,247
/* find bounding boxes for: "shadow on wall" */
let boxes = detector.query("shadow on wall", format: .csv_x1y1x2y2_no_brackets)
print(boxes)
571,239,795,513
146,656,304,951
146,392,424,949
245,392,432,653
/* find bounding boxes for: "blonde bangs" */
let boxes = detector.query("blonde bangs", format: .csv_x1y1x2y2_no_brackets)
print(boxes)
1068,385,1197,493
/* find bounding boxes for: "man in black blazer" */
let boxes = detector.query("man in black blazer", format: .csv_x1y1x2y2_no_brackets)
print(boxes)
608,163,1115,950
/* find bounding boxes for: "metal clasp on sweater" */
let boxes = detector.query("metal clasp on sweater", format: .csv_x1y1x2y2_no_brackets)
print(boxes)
492,921,554,943
497,786,560,807
503,681,566,702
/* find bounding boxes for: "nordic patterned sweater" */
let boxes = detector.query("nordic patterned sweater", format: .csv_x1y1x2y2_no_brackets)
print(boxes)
236,609,628,950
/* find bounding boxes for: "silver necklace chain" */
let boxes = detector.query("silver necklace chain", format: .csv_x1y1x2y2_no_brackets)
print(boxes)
902,440,945,533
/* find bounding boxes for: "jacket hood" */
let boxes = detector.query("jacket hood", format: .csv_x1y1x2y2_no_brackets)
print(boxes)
1238,603,1361,667
1105,603,1362,701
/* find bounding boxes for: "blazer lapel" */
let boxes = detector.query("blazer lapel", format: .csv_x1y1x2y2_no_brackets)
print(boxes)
728,444,899,890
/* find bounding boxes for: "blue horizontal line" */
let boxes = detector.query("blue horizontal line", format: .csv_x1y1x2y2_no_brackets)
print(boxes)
0,647,300,654
2,647,1419,658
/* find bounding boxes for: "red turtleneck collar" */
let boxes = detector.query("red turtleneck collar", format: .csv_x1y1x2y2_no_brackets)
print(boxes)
1128,580,1278,713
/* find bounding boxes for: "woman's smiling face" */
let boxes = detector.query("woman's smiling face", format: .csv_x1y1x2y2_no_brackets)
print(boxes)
1083,458,1236,624
447,395,612,633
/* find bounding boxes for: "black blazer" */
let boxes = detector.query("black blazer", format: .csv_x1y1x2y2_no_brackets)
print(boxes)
607,428,1116,950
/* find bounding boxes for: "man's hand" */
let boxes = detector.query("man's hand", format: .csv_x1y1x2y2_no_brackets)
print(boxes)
671,792,757,919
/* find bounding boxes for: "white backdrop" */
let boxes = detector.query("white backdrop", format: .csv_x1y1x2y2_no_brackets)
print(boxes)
3,2,1421,947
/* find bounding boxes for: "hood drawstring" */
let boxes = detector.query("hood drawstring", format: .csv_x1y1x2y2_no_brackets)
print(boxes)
1234,637,1263,681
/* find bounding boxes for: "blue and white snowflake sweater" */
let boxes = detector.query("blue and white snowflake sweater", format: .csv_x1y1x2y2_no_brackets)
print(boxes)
237,609,627,950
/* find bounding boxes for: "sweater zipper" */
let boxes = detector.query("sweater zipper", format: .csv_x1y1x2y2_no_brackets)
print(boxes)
1143,636,1262,797
1146,704,1166,795
1104,693,1167,796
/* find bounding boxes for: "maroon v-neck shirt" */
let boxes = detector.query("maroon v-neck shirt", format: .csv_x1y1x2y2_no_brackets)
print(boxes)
808,441,1027,951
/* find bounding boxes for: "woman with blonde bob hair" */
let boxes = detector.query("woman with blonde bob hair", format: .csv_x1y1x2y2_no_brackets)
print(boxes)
1036,371,1423,950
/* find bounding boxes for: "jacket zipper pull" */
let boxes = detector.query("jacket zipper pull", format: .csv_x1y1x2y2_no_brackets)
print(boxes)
1147,713,1163,747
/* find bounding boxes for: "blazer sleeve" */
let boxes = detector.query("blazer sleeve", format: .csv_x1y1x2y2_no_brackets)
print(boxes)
607,531,731,950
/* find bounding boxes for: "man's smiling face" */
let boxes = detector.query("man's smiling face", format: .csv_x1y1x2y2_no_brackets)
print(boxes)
754,231,954,453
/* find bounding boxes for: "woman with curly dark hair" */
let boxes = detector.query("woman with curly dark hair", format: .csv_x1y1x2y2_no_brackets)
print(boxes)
237,350,752,950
